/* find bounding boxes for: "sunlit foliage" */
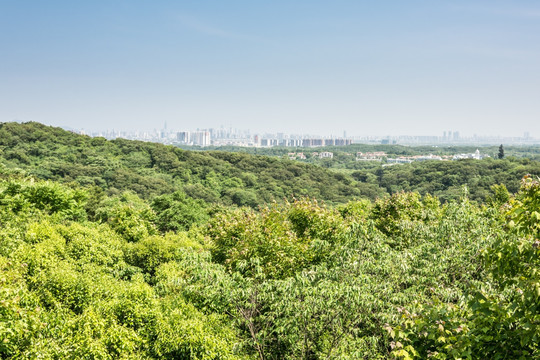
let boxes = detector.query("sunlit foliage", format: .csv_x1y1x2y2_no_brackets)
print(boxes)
1,123,539,358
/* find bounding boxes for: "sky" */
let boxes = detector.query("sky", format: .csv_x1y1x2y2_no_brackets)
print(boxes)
1,0,540,137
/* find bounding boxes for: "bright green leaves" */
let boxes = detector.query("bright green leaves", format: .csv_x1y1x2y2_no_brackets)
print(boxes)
207,199,348,279
124,232,204,276
370,192,442,248
388,300,474,359
487,183,511,207
390,177,540,359
477,175,540,357
94,192,157,242
0,179,87,221
3,138,540,360
506,175,540,237
0,256,43,357
0,197,243,359
151,190,209,232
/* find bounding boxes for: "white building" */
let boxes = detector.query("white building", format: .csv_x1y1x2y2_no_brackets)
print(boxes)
387,157,413,164
319,151,334,159
452,149,488,160
177,131,190,144
191,131,210,147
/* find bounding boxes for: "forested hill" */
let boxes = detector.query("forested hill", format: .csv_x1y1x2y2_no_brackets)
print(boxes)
0,122,383,205
352,157,540,203
1,121,539,358
2,122,540,206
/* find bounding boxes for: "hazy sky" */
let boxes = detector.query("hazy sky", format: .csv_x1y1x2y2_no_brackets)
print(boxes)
1,1,540,137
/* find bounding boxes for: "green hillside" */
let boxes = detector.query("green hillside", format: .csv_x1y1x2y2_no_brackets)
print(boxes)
0,122,539,358
0,122,382,205
353,157,540,202
2,122,540,207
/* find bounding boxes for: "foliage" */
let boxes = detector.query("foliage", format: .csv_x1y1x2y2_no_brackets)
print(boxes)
2,122,540,206
356,158,540,203
0,179,242,359
0,122,371,206
370,192,441,241
94,192,157,242
1,123,540,358
151,190,209,232
206,199,348,279
388,176,540,359
0,178,87,221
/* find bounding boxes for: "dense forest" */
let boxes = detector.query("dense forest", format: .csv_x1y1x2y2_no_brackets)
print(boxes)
0,122,539,359
194,144,540,203
0,122,377,206
2,122,540,206
194,143,540,162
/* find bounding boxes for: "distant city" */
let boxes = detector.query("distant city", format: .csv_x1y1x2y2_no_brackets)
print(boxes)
72,124,539,147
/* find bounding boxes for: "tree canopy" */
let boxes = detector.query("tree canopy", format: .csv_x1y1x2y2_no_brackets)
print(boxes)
0,122,539,358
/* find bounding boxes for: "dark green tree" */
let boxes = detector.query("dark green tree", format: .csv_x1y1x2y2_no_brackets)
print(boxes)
151,190,209,232
498,144,505,159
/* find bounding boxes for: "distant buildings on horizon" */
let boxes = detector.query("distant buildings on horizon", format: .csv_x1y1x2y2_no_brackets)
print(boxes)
357,149,488,166
74,125,539,147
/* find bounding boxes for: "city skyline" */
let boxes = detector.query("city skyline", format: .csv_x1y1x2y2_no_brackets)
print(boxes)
1,1,540,137
64,122,538,147
62,120,535,140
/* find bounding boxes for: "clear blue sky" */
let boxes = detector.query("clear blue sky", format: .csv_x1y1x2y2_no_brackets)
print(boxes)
1,0,539,137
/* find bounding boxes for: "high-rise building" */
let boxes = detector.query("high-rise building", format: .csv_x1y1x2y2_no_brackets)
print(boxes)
191,131,210,146
177,132,190,144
